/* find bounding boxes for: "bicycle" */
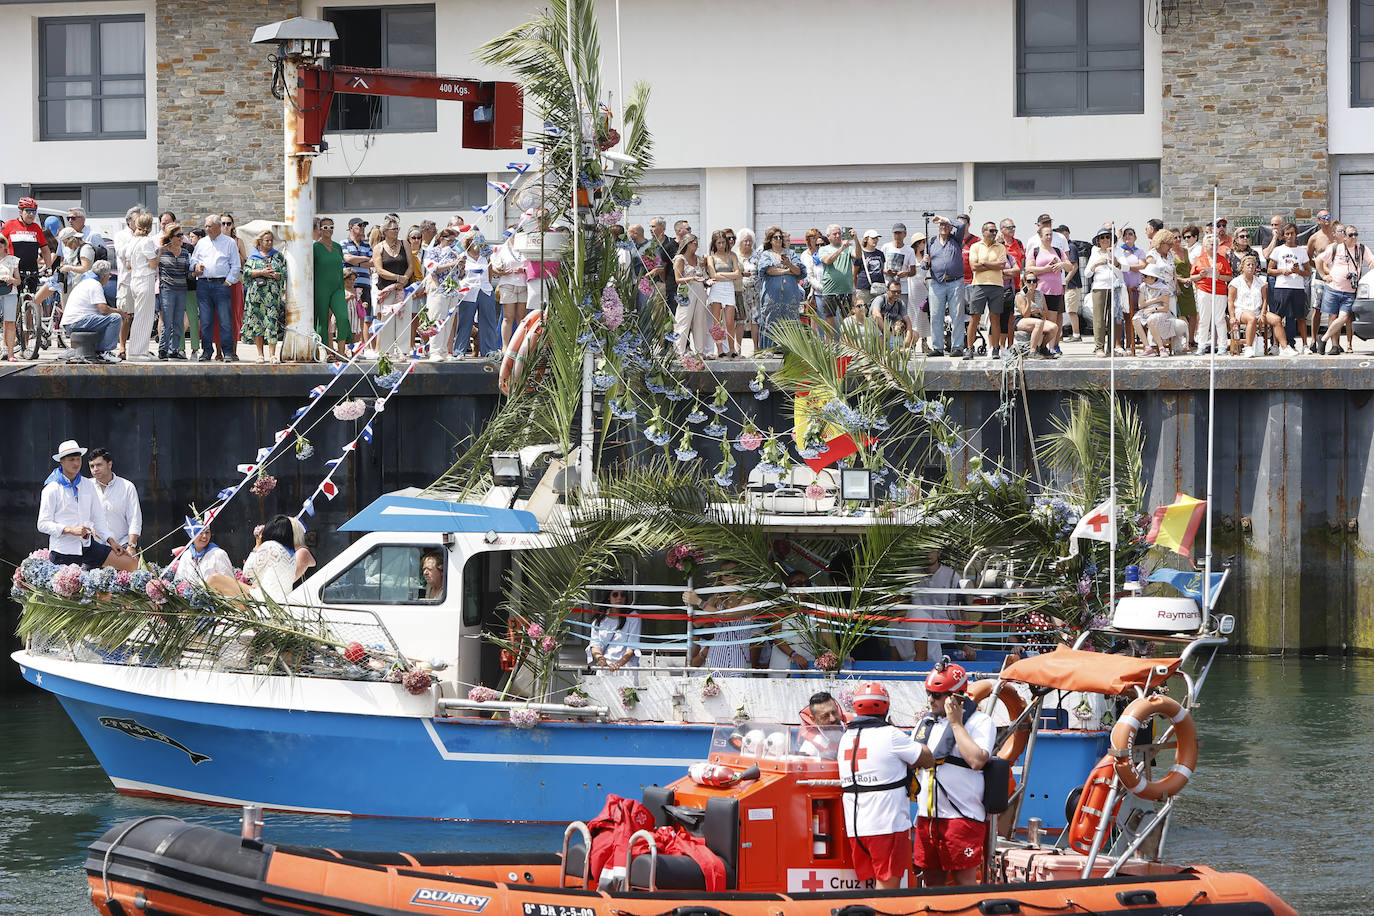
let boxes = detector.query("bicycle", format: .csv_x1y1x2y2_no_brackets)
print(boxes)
14,270,64,360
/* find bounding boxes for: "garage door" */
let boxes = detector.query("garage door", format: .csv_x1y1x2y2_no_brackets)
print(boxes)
624,170,701,234
1339,173,1374,237
754,177,958,237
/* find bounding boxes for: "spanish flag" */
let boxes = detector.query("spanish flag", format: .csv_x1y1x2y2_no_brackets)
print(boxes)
1146,493,1206,559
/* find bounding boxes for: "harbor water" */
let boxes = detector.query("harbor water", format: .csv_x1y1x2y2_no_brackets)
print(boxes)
2,656,1370,915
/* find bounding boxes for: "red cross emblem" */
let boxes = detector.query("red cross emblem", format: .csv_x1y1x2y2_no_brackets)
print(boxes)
1084,510,1112,533
801,870,825,892
841,745,867,763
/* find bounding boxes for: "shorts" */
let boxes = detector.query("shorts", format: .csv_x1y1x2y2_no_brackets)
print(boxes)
967,284,1003,316
1271,286,1306,320
497,285,528,305
848,830,911,883
913,816,985,872
50,541,112,569
1042,292,1065,313
1,293,15,323
1321,287,1355,315
821,294,852,319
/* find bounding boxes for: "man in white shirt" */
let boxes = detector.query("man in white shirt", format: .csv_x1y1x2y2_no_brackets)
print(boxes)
911,661,994,887
67,207,105,249
190,213,242,362
88,447,142,551
838,682,921,889
37,440,137,570
61,261,123,363
892,550,963,663
882,223,917,313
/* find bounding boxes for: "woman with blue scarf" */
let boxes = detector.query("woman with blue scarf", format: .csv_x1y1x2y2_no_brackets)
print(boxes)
242,229,287,363
173,519,233,587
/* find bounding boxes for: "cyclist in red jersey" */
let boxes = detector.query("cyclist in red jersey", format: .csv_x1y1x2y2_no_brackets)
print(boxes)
2,197,55,289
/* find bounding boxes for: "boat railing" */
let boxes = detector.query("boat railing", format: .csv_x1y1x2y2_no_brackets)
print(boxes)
560,821,592,888
437,697,610,719
25,604,409,681
624,828,658,891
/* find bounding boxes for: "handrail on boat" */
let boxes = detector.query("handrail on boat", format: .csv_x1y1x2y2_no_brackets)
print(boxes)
437,698,609,719
560,821,592,888
624,828,658,891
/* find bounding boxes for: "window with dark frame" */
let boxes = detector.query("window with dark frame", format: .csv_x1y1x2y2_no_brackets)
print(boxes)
974,162,1159,200
5,182,157,216
317,174,492,213
323,4,437,132
39,15,146,140
1017,0,1144,117
1355,0,1374,107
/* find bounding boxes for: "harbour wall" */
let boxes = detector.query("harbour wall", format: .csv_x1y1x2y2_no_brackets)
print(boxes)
2,359,1371,690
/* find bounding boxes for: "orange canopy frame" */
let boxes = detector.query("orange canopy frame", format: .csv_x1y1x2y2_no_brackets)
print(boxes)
998,646,1182,695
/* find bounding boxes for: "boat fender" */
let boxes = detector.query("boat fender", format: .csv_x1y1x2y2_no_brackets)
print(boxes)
1109,695,1199,800
687,762,760,788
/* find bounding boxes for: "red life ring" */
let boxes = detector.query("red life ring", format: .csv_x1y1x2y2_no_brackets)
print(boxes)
1110,694,1199,801
499,310,543,396
1067,753,1123,853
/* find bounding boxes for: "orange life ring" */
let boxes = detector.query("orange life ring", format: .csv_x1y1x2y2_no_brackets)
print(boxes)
1067,753,1123,853
967,679,1031,764
1110,694,1198,801
499,310,543,395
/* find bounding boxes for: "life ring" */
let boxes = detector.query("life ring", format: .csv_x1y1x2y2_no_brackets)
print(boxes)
499,310,543,395
1110,694,1198,801
967,679,1031,764
1067,753,1123,853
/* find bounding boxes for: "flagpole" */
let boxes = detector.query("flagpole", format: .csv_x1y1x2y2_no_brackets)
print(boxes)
1202,184,1218,628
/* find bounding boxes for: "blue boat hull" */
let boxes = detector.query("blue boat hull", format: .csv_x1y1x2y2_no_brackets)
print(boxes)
18,656,1102,826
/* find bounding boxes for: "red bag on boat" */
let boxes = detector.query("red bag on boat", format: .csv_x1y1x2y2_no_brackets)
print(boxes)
633,825,727,892
586,794,655,887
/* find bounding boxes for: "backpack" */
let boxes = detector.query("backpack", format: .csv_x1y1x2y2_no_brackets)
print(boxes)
91,242,109,264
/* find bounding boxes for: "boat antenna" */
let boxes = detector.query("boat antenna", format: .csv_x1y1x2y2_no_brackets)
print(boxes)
1108,220,1119,614
1201,184,1218,628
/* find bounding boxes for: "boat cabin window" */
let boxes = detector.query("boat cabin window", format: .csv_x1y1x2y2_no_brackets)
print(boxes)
320,545,446,605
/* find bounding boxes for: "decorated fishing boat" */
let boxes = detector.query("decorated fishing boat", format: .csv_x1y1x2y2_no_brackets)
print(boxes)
12,1,1228,830
82,620,1295,916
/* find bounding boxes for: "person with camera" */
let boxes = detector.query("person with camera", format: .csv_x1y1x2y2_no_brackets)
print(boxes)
911,660,994,887
818,224,860,329
1313,225,1374,355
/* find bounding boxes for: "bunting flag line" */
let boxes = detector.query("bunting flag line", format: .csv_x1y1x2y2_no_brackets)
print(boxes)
255,447,272,463
291,405,310,420
473,203,494,214
216,486,238,500
487,181,511,195
302,498,316,517
235,464,256,475
360,424,373,444
321,480,338,500
507,162,530,174
309,385,328,398
328,362,346,375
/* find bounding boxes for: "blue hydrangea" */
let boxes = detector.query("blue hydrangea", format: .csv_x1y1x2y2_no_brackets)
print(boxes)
905,398,927,414
376,369,404,389
592,373,616,391
936,441,958,457
665,388,690,402
609,399,637,420
713,472,734,487
665,331,680,343
756,461,787,475
576,331,596,346
748,378,765,393
674,448,698,461
753,389,770,401
645,427,672,446
799,445,822,460
703,422,727,438
686,410,707,425
708,402,727,414
129,570,153,592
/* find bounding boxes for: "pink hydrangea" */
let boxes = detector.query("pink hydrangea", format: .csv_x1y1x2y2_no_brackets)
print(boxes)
402,666,432,696
638,277,655,297
540,636,557,653
641,255,661,272
510,707,540,728
333,399,368,421
708,324,727,342
602,301,624,331
666,543,705,572
250,475,277,497
27,549,50,561
738,432,763,451
114,570,132,589
815,651,840,672
526,622,544,639
12,567,27,591
805,483,827,501
468,685,496,703
52,564,83,598
598,209,624,227
681,353,704,372
175,582,193,599
146,578,169,605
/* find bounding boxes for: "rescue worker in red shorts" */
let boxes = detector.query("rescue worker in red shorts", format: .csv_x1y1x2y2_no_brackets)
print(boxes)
837,681,920,889
911,658,995,886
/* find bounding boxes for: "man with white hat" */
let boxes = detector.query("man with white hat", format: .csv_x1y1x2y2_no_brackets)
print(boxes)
36,440,137,570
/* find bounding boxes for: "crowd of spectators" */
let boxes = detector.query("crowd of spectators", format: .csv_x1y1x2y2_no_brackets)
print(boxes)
3,199,1367,364
624,209,1372,360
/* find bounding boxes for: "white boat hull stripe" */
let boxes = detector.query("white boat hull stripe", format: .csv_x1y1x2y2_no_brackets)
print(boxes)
419,719,698,767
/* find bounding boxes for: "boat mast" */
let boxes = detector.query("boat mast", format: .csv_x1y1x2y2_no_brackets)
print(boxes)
1201,184,1218,628
1108,223,1118,609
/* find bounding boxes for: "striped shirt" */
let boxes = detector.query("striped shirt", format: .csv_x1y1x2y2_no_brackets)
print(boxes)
159,248,191,290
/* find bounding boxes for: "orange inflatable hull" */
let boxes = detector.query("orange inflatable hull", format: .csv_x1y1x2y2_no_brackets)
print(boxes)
86,818,1296,916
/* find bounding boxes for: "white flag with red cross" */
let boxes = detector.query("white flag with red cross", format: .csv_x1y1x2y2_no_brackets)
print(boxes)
1068,499,1115,557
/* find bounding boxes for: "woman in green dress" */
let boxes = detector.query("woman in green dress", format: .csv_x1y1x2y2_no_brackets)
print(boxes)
242,230,287,362
314,219,352,354
1174,228,1197,351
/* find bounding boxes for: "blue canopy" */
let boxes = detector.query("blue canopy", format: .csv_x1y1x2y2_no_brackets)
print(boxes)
339,494,540,534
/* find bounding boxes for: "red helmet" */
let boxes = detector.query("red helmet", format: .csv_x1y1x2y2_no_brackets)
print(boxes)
852,681,890,717
17,197,37,211
925,659,968,694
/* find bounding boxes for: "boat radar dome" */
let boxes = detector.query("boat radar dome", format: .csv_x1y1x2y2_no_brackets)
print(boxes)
1112,596,1202,634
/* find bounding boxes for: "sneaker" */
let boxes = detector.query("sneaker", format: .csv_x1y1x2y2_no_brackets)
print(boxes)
196,352,213,362
1072,335,1084,343
929,350,945,358
1093,346,1104,355
962,349,974,360
1052,345,1063,356
1330,342,1344,355
1248,344,1259,358
991,347,1000,359
98,351,121,364
223,353,239,363
171,351,187,360
1200,345,1212,355
951,347,964,358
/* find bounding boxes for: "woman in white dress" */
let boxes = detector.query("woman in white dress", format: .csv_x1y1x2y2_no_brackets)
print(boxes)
124,213,161,360
672,234,711,356
207,514,314,603
704,230,742,358
172,521,233,587
586,587,642,671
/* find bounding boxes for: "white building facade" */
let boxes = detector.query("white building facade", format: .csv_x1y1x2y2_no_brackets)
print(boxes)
0,0,1369,241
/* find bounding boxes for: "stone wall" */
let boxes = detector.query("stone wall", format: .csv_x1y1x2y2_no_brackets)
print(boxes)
1161,0,1329,226
155,0,298,223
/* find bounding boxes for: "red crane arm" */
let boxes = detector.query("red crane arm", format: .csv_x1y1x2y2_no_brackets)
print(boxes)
295,64,523,151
